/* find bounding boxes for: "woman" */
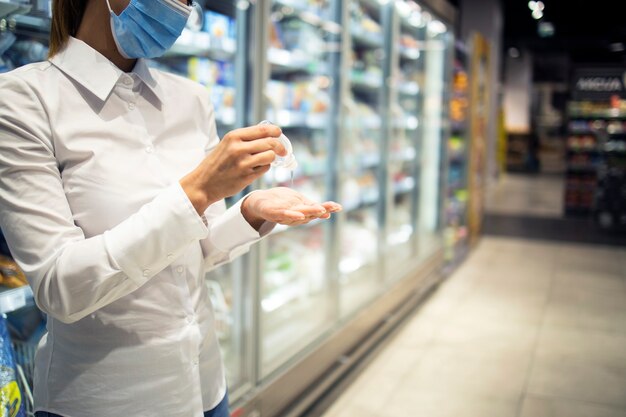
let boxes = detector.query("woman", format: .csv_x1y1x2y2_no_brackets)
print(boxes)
0,0,341,416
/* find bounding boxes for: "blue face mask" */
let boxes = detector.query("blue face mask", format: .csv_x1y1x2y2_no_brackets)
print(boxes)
106,0,192,59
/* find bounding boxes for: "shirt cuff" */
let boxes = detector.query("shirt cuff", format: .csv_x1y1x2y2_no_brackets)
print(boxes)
104,182,209,285
209,193,275,252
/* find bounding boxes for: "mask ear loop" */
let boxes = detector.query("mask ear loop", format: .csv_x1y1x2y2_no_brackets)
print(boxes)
105,0,133,59
104,0,114,14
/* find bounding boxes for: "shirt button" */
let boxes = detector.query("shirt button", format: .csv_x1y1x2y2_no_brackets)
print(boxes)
193,359,199,366
145,146,154,154
167,253,174,260
142,269,150,277
186,316,194,324
128,102,136,110
123,77,132,86
176,266,184,274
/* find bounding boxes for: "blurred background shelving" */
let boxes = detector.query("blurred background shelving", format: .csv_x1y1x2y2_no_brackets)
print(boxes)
444,41,470,269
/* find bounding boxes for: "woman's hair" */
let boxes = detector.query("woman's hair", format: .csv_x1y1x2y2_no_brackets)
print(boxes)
49,0,88,57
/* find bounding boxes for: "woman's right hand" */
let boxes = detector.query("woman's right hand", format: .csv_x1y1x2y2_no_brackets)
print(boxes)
180,124,286,215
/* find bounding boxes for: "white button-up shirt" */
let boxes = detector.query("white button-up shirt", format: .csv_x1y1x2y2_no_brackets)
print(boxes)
0,37,269,416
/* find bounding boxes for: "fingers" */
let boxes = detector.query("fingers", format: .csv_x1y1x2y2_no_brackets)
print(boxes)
282,210,306,221
287,204,328,217
246,150,277,170
271,205,341,227
245,165,271,183
244,137,287,157
265,199,342,224
228,125,282,142
264,209,318,225
321,201,342,213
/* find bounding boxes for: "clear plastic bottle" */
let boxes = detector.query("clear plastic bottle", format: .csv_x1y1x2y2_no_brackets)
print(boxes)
259,120,298,170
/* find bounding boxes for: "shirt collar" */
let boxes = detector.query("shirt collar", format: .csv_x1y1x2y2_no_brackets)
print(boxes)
49,37,164,103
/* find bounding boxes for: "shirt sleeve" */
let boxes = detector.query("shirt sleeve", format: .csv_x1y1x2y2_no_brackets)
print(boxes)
0,74,209,324
200,193,275,272
197,100,275,271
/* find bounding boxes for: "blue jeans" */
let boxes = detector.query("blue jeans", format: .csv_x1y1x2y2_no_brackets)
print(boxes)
35,392,230,417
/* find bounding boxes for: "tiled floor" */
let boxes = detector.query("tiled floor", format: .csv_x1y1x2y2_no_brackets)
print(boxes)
485,174,564,218
320,175,626,417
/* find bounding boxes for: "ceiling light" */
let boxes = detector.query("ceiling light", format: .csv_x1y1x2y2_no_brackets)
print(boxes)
536,1,545,10
528,1,537,10
532,9,543,19
508,47,520,58
610,42,625,52
538,21,554,37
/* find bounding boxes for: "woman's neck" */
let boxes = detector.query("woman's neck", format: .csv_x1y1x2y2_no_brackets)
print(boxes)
75,0,136,73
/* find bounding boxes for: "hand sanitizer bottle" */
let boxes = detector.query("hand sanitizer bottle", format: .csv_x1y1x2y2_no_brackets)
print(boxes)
259,120,298,170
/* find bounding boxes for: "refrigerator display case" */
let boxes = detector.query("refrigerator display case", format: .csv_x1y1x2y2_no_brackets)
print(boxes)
2,0,457,415
383,1,425,281
418,12,452,258
257,0,341,378
338,0,385,317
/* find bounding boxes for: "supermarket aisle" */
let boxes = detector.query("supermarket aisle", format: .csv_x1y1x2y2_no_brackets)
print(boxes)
483,174,626,246
319,237,626,417
485,173,564,218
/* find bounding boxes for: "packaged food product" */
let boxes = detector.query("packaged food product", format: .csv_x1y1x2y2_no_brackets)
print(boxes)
0,256,27,289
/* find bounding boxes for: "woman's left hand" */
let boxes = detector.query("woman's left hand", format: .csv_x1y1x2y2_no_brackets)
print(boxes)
241,187,342,230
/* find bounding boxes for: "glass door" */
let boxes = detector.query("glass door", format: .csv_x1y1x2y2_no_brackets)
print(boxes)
339,0,385,317
258,0,341,378
417,12,451,258
384,0,424,279
155,1,251,394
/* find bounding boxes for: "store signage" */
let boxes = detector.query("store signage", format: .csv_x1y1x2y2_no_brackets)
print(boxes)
572,68,626,100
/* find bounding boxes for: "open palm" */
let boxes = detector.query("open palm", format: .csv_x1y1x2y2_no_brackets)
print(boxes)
244,187,342,227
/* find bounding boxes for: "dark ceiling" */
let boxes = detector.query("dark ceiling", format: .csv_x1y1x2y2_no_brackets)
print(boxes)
434,0,623,80
503,0,626,66
448,0,625,81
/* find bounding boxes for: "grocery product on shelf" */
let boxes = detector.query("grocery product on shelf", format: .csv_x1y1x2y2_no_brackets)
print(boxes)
0,315,27,417
564,99,626,218
0,255,28,289
444,42,470,265
594,131,626,230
